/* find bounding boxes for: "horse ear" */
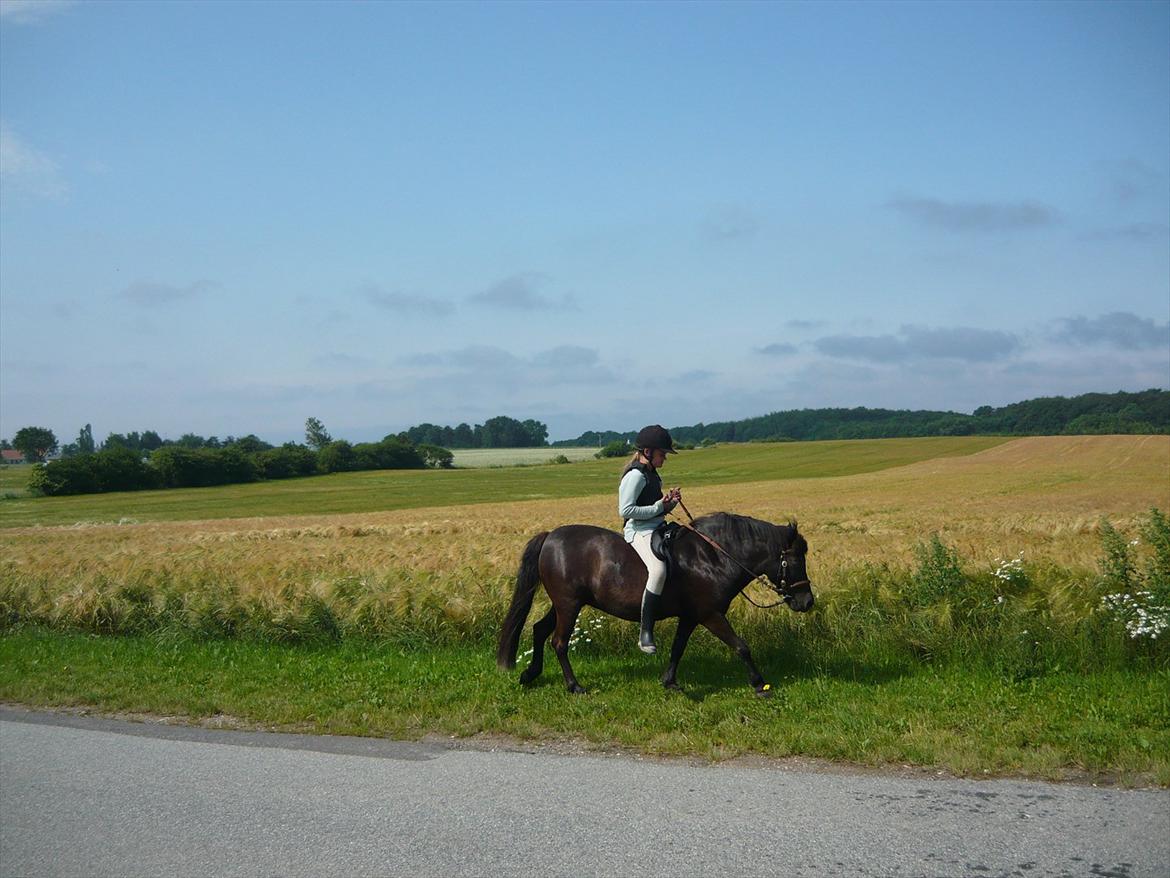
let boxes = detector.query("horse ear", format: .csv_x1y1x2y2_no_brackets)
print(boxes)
788,518,799,534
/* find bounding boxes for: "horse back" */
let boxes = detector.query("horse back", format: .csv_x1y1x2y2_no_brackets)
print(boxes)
540,526,655,622
540,524,687,622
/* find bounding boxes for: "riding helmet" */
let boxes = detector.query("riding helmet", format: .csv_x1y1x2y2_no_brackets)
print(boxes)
635,424,677,454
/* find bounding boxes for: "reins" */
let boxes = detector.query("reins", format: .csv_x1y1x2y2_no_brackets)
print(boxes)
671,499,792,609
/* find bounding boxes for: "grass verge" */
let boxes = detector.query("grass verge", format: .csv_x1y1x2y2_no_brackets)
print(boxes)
1,627,1165,786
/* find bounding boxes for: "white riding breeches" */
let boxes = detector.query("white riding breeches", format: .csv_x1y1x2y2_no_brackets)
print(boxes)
630,530,668,596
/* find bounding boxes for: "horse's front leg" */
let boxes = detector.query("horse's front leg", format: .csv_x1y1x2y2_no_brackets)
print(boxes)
550,602,586,694
519,607,556,685
661,617,697,691
702,613,771,697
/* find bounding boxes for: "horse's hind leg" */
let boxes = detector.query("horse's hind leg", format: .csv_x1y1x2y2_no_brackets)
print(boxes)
702,613,771,696
550,602,586,694
661,617,697,691
519,607,556,685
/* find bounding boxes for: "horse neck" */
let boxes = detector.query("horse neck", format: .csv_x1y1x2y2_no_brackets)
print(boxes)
705,515,780,590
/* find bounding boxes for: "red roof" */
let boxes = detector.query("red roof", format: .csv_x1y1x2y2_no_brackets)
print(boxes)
2,449,27,462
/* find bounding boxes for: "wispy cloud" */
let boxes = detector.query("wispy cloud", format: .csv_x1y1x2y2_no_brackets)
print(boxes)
531,345,599,368
120,280,215,307
700,205,761,242
757,342,798,356
468,273,576,311
1053,312,1169,350
1098,158,1162,206
0,0,73,23
361,284,454,316
1081,223,1169,243
816,325,1020,363
0,124,67,198
401,344,615,386
888,195,1058,232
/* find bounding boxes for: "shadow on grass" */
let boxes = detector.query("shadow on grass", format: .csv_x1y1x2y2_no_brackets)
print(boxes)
507,636,918,700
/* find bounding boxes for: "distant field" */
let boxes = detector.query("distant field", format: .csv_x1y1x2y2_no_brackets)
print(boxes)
0,436,1006,529
0,465,31,496
451,446,599,467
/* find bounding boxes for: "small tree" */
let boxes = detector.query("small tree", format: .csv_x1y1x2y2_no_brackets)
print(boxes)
12,426,58,462
77,424,96,454
305,417,333,451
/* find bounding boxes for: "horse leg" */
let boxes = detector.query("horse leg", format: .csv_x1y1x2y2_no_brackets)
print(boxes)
701,613,771,697
661,617,697,691
519,607,556,685
550,603,586,694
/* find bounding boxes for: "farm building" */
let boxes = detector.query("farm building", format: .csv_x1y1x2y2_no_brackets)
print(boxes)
2,449,27,465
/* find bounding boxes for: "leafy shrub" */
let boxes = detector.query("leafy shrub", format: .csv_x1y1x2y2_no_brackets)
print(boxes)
151,446,259,488
1098,509,1170,641
28,447,158,496
905,534,966,607
317,440,356,473
548,454,571,465
417,444,454,468
254,443,318,479
352,437,426,470
595,440,629,459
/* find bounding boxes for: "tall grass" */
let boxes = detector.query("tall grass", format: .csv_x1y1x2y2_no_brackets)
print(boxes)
2,510,1166,677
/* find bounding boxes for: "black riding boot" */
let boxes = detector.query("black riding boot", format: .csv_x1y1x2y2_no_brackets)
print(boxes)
639,589,660,654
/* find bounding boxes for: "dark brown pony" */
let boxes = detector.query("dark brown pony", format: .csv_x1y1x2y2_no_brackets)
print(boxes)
496,513,814,696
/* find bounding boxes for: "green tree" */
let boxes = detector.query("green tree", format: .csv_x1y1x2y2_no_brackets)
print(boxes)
305,417,332,451
12,426,58,462
77,424,95,454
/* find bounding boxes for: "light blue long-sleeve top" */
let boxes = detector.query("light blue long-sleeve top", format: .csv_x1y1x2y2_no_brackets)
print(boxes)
618,468,666,542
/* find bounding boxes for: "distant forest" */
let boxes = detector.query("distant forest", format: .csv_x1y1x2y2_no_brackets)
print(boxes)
548,388,1170,447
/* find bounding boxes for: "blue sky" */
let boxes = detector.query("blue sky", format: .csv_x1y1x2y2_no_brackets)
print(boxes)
1,0,1167,445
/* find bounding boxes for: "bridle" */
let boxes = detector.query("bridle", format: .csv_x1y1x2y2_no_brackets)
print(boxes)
674,499,811,609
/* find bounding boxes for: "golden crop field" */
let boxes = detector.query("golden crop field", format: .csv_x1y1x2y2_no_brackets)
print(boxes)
1,435,1166,640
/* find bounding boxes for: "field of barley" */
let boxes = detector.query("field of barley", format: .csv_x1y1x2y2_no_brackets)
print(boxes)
1,435,1166,646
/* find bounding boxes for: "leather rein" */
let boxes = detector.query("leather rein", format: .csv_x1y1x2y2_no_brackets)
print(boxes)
672,499,808,609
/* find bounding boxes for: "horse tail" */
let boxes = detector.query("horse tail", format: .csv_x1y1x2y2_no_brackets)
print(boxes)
496,531,549,670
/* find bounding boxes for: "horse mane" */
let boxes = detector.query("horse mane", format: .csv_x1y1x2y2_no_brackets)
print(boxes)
693,512,795,553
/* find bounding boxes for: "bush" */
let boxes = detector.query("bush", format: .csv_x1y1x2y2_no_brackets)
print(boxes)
254,444,318,479
352,437,426,471
152,446,259,488
28,448,157,496
317,440,357,473
595,440,630,459
417,444,454,469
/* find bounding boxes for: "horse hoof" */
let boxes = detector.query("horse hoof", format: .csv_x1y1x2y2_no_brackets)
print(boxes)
568,684,587,695
755,684,773,698
662,680,682,692
519,668,539,685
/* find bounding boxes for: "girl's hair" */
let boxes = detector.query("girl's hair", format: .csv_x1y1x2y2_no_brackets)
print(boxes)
620,449,644,475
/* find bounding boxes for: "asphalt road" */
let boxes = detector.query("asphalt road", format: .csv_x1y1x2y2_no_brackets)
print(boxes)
1,707,1167,877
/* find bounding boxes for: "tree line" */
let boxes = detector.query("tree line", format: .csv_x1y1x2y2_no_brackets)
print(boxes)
549,389,1170,446
399,416,549,448
13,419,454,497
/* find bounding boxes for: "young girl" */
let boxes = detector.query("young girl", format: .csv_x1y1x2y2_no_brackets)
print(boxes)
618,424,682,653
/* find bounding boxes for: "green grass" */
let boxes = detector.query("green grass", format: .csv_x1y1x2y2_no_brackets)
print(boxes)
451,446,599,467
0,437,1006,528
1,627,1164,784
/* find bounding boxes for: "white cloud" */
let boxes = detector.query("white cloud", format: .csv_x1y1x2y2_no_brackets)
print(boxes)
0,124,68,198
0,0,73,23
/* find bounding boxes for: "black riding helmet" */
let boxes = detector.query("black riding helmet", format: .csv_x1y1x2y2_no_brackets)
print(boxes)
635,424,677,454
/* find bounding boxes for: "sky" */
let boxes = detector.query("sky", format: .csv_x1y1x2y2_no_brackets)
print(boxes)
1,0,1168,445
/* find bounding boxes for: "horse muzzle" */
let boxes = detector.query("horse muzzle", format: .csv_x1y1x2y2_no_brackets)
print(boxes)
784,584,814,612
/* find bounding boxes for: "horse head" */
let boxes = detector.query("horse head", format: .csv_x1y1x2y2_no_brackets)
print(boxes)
767,520,814,612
